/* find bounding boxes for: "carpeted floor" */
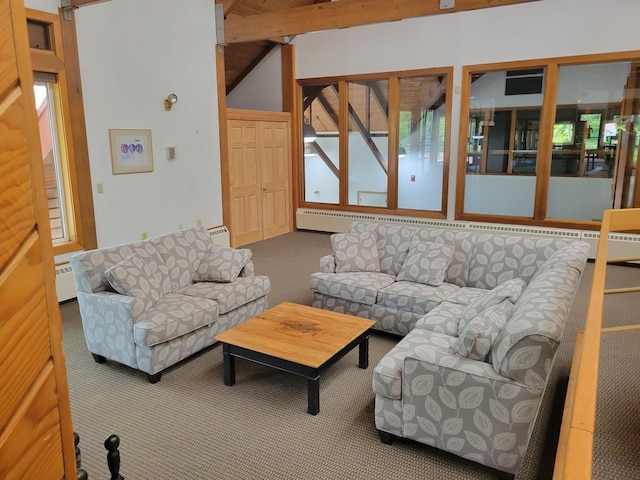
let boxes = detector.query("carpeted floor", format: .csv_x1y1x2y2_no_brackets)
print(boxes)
60,231,640,479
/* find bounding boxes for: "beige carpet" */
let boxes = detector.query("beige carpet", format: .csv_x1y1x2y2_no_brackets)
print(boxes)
60,231,640,479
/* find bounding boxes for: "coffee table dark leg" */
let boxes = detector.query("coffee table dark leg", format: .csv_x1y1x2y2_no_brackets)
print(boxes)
358,334,370,369
307,377,320,415
222,344,236,386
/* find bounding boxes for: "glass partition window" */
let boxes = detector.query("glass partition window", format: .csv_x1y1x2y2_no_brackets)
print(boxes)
547,61,640,221
397,75,447,211
300,68,451,217
348,80,389,207
302,83,340,204
463,68,545,217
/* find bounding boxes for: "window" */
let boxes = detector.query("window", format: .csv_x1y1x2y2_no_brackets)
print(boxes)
27,8,96,253
300,68,451,217
458,55,640,226
34,79,68,242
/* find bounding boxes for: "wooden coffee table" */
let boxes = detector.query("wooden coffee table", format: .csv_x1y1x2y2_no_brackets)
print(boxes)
214,302,376,415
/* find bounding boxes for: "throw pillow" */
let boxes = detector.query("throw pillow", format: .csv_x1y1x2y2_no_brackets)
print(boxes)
458,277,526,334
193,245,252,283
452,300,514,361
396,241,455,287
105,254,164,305
331,231,380,273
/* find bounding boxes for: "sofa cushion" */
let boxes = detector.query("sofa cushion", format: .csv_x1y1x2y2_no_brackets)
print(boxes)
331,231,381,273
104,254,164,309
373,328,456,400
445,287,489,306
377,281,459,315
177,275,270,314
459,278,525,334
134,293,218,347
414,302,466,336
150,227,213,290
193,246,252,283
452,300,514,361
396,241,454,287
310,272,396,306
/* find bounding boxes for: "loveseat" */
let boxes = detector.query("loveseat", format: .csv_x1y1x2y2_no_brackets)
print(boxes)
310,221,589,476
71,227,270,383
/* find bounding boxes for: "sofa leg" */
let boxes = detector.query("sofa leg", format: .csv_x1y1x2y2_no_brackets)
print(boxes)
377,430,395,445
92,353,106,364
146,372,162,384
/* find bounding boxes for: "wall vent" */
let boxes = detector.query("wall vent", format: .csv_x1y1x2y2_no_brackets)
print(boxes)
296,208,640,260
207,225,230,246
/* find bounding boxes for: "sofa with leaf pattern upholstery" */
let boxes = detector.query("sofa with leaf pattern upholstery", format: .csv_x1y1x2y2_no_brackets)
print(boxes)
310,221,589,476
71,227,270,383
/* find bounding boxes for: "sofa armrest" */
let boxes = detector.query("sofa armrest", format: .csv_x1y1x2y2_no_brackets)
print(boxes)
319,254,336,273
401,351,543,474
75,291,145,367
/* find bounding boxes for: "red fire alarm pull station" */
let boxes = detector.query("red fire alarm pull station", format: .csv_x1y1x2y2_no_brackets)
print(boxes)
410,175,416,182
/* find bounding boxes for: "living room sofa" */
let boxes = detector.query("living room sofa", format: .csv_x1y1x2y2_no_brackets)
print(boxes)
71,227,270,383
310,221,589,476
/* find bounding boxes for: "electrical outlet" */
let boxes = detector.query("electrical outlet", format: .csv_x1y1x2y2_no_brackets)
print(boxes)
142,232,148,240
440,0,455,9
196,219,202,227
97,183,104,194
178,224,183,230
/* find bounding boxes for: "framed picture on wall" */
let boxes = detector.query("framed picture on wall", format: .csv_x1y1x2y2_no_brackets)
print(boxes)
109,129,154,174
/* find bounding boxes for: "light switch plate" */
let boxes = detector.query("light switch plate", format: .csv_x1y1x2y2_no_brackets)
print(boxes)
166,146,176,161
440,0,455,9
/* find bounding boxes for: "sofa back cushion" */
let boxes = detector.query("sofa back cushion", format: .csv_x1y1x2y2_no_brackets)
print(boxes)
396,240,454,286
349,222,414,276
71,241,167,294
349,222,476,286
467,234,576,289
331,231,381,273
150,227,213,290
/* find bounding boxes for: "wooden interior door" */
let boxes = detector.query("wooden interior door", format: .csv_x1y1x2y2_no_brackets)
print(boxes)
228,119,263,246
0,1,76,478
261,120,291,240
226,110,292,247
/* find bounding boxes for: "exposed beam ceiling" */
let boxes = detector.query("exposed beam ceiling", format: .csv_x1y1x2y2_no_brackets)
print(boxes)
223,0,540,44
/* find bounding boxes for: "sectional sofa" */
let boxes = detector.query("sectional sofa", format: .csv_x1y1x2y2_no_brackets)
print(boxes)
71,227,270,383
310,221,589,477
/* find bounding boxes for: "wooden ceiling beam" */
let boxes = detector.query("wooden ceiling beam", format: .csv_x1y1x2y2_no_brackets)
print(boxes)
216,0,241,17
223,0,540,44
68,0,112,7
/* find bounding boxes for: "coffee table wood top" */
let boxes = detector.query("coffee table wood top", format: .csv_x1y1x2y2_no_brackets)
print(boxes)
215,302,375,369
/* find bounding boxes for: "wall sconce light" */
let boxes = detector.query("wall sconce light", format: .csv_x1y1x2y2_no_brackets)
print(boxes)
164,93,178,111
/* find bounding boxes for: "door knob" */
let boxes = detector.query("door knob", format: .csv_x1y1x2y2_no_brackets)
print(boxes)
262,186,267,191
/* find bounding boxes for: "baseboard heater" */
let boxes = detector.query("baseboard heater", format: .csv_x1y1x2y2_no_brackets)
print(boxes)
296,208,640,262
55,225,231,303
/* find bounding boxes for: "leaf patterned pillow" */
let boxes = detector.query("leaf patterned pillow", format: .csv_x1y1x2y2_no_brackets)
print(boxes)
331,232,380,273
458,277,525,334
451,300,514,361
104,254,164,307
396,241,454,286
193,245,252,283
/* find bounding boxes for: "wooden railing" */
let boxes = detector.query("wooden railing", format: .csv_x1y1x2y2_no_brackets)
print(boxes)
553,208,640,479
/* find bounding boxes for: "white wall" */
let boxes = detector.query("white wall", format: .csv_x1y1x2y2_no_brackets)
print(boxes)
227,46,283,111
27,0,223,249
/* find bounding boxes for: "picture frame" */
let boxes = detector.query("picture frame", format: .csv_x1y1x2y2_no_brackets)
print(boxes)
109,129,154,174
